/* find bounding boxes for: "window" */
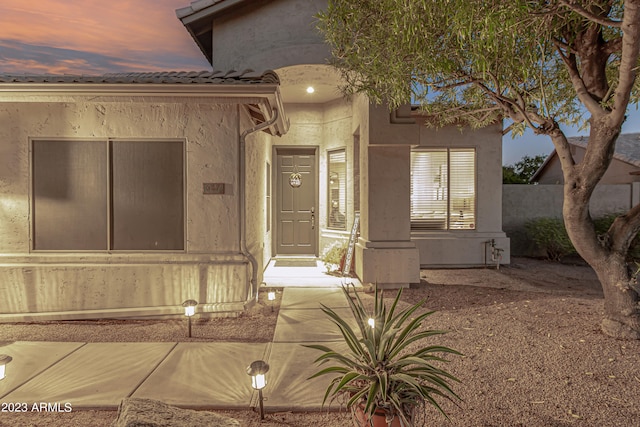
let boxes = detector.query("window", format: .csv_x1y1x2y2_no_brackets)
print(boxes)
410,148,475,231
328,149,346,229
32,139,184,251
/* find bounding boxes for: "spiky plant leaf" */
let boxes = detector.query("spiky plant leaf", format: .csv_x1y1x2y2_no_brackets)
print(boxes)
305,284,462,425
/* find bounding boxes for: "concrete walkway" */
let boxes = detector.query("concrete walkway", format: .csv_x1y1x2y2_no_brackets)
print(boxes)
0,288,354,412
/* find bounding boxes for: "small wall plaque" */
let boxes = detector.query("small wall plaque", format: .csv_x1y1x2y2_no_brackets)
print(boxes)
203,183,225,195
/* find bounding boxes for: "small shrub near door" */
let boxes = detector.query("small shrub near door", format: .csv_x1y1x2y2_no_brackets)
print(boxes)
321,240,348,273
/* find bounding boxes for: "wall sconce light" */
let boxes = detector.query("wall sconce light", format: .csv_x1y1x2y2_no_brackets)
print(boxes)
267,290,276,312
367,318,375,329
0,355,12,380
247,360,270,420
182,299,198,338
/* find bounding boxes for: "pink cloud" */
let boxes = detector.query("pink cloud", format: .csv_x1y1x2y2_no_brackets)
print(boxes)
0,0,210,73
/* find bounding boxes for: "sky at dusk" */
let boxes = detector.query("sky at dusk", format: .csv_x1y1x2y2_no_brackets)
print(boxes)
0,0,210,75
0,1,637,165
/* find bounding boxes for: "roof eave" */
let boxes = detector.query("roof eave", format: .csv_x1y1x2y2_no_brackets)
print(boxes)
176,0,249,24
0,82,289,136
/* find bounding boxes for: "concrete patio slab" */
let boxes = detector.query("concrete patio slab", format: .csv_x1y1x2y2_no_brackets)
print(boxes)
132,342,268,409
279,288,350,310
273,307,355,343
0,341,85,399
262,260,361,288
3,342,176,409
263,342,349,412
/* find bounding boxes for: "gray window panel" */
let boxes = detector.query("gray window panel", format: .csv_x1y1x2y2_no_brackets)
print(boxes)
111,141,184,250
32,140,107,250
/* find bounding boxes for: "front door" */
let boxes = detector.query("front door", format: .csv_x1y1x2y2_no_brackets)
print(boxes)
275,147,317,255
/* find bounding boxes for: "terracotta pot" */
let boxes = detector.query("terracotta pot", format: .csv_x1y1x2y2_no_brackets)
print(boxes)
353,405,402,427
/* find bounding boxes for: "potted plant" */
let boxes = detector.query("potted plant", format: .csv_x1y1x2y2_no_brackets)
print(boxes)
305,285,461,426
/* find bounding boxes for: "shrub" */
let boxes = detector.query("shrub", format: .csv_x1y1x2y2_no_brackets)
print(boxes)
526,213,640,262
321,240,348,272
525,217,576,261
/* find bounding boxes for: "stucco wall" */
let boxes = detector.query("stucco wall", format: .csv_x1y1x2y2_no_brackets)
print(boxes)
0,97,256,320
210,0,330,71
318,98,353,254
245,112,273,284
503,183,640,255
412,123,510,267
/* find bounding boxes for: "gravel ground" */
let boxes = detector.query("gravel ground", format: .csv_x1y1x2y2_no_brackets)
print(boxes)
1,257,639,427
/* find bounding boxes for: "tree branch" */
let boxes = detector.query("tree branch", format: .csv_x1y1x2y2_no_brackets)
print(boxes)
608,0,640,127
609,204,640,255
549,130,576,179
558,0,622,28
553,41,607,116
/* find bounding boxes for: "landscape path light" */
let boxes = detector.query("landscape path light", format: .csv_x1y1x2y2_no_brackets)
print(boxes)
247,359,270,420
182,299,198,338
0,355,12,380
368,317,375,329
267,289,276,312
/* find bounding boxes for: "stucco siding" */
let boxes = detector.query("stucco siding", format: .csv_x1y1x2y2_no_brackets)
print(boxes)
0,98,255,320
210,0,330,71
412,123,510,267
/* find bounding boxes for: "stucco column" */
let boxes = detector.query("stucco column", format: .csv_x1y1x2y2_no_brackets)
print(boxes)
354,104,420,287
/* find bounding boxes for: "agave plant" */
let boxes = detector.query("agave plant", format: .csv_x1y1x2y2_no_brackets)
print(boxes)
306,285,461,426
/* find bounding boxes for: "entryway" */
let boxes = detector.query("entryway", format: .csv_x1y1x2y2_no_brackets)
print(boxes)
262,257,361,288
274,147,317,256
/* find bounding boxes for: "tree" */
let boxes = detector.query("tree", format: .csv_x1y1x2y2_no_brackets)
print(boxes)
503,154,547,183
318,0,640,339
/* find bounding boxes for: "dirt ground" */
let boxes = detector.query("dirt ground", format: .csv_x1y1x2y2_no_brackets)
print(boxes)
1,257,639,427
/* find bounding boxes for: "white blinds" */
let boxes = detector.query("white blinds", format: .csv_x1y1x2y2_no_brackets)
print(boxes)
410,148,476,231
328,149,347,229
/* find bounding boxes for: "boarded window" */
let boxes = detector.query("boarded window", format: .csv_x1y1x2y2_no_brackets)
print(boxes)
32,139,184,251
410,148,476,231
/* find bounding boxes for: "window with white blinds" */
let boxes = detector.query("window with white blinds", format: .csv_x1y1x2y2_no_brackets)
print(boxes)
410,148,476,231
328,149,347,229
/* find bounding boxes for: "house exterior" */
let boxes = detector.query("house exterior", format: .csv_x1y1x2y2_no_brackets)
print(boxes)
531,133,640,184
0,0,510,322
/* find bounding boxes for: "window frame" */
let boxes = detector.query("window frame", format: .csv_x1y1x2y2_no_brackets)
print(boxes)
30,137,186,252
410,148,477,232
327,148,347,230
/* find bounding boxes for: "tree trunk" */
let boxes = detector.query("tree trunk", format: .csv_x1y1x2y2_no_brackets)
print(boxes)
558,127,640,340
597,256,640,339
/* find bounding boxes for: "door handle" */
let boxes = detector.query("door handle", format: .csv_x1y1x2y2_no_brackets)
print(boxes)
311,213,315,229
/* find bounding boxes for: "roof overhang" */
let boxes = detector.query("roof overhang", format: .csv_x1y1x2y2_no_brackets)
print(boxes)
0,78,289,136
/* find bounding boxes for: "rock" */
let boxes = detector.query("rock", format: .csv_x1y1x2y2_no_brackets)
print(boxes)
111,398,240,427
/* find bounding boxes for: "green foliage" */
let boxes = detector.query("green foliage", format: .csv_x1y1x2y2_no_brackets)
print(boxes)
525,218,576,261
526,214,640,261
305,285,461,426
502,165,526,184
503,154,547,184
321,240,348,272
318,0,637,132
